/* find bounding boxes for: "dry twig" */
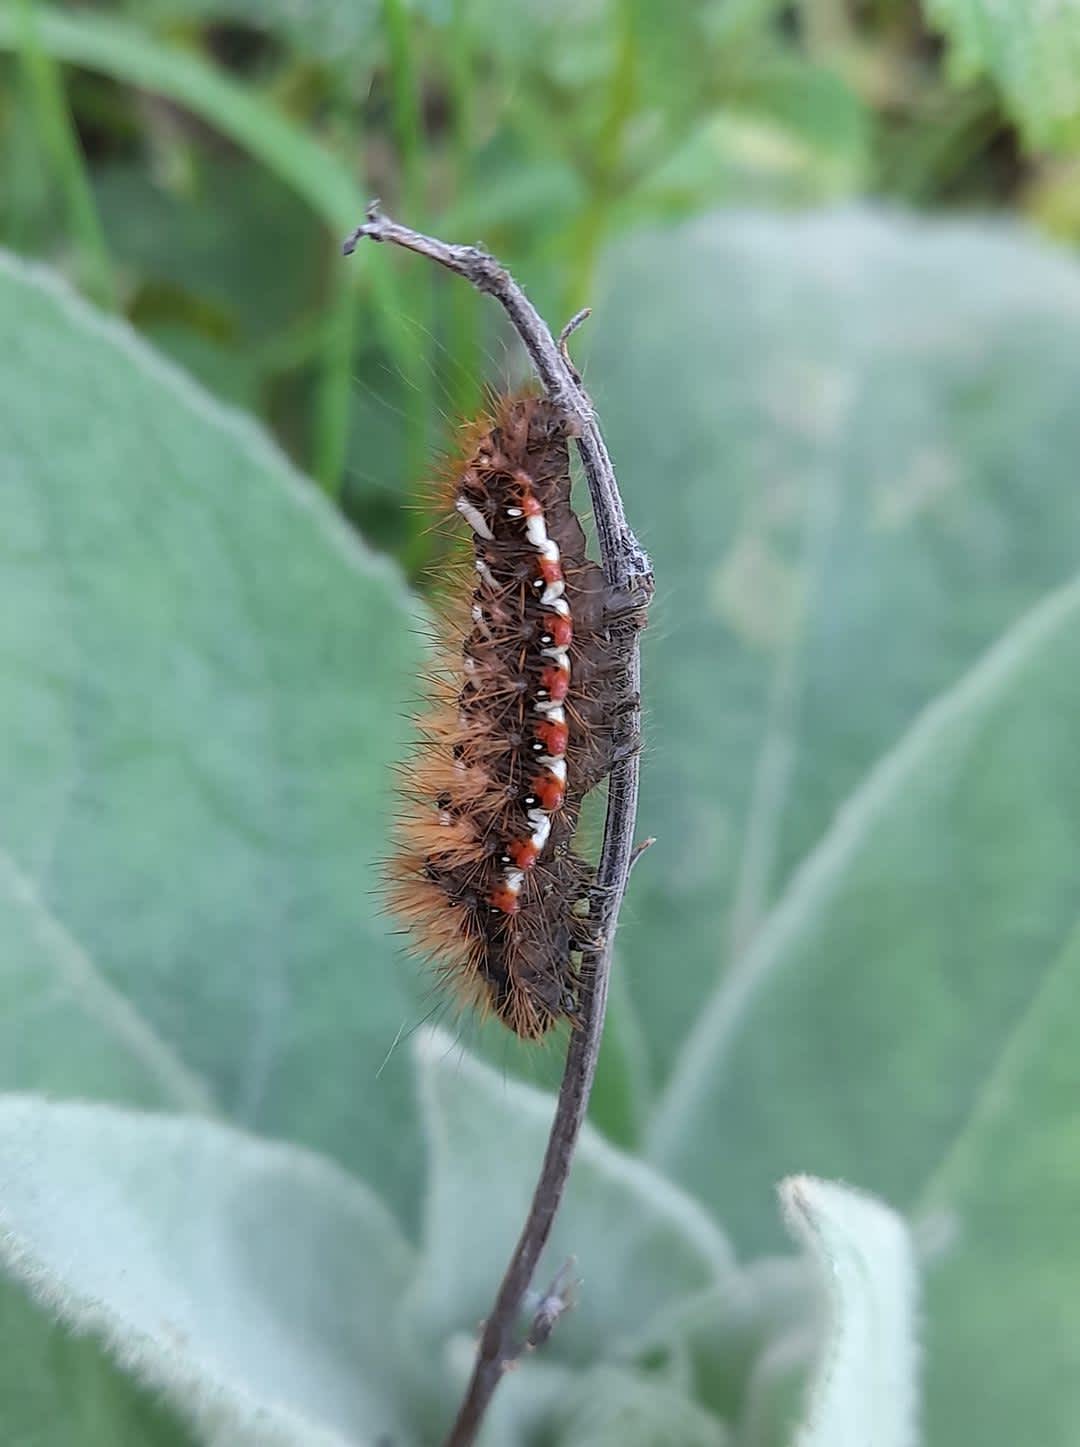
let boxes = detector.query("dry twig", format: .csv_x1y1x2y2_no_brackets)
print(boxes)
344,202,653,1447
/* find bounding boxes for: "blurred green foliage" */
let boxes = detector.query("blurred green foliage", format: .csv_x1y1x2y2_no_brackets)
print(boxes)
4,1,1080,1444
3,0,1076,564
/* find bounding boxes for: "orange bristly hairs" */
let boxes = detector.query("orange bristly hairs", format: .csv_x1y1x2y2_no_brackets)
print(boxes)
388,393,621,1038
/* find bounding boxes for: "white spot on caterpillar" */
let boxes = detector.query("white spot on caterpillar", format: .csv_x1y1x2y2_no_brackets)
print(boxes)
506,506,523,518
456,496,494,539
471,603,484,622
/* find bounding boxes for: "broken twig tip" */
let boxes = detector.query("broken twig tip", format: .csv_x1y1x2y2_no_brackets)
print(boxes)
342,201,385,256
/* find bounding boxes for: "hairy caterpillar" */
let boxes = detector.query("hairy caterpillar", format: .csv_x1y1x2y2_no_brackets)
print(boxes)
388,393,625,1038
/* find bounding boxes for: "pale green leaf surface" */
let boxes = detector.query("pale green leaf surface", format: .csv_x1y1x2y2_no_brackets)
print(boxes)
0,845,212,1111
0,1099,417,1446
0,249,427,1217
736,1330,814,1447
600,212,1080,1446
589,211,1080,1089
920,916,1080,1445
781,1176,917,1447
553,1364,730,1446
643,1257,814,1426
408,1027,735,1369
650,576,1080,1248
926,0,1080,147
436,1343,730,1447
0,1272,197,1447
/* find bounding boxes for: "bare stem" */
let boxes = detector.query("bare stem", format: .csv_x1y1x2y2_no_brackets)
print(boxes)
344,202,653,1447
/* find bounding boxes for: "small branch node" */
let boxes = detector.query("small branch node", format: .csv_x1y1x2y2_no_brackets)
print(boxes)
525,1259,579,1351
558,307,592,380
558,307,592,348
628,836,657,877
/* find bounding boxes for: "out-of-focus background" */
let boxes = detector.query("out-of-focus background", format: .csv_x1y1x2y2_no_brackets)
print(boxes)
3,3,1080,1445
8,0,1080,553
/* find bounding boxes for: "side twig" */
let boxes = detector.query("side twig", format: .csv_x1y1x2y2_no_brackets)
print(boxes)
344,202,653,1447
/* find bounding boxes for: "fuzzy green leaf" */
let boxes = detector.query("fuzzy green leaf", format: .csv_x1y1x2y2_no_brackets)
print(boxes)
0,1099,417,1446
554,1364,730,1446
920,915,1080,1443
0,845,212,1110
642,565,1080,1443
0,1272,197,1447
650,574,1080,1244
0,250,427,1216
592,212,1080,1099
781,1176,917,1447
590,212,1080,1443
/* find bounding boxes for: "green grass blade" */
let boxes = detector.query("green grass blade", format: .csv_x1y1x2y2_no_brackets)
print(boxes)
0,2,425,493
13,0,115,308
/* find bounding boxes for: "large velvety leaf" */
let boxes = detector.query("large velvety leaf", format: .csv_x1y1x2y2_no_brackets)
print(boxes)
647,1257,813,1430
407,1028,735,1377
647,576,1080,1441
920,916,1080,1445
0,1274,197,1447
0,250,427,1218
649,576,1080,1242
0,845,211,1110
781,1177,917,1447
589,211,1080,1092
553,1364,729,1446
926,0,1080,148
0,1100,417,1446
